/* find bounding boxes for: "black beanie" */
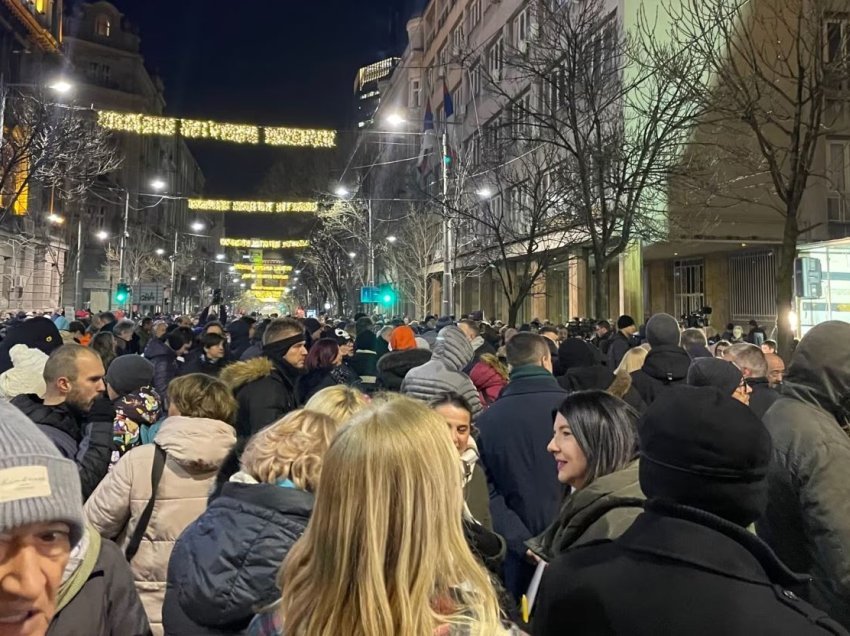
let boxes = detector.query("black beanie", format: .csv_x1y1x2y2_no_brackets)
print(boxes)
558,338,597,371
687,357,742,396
638,386,772,526
616,315,635,330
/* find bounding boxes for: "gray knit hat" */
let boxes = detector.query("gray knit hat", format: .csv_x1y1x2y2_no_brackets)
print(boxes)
104,354,154,395
646,313,682,348
0,401,84,547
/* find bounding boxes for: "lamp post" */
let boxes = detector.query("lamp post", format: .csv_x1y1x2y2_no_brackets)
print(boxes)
0,76,73,151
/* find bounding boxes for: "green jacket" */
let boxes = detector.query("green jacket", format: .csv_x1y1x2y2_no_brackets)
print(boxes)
527,460,645,562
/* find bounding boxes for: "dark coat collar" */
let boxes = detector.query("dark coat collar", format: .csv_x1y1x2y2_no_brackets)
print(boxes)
620,500,809,588
218,481,314,520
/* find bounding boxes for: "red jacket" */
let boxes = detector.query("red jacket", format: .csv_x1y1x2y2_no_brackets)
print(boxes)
469,361,507,407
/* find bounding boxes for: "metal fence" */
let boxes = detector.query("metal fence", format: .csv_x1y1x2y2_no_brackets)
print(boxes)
729,250,777,323
673,258,705,318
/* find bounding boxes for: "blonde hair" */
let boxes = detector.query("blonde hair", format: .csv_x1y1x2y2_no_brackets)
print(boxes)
168,373,236,424
478,353,509,381
240,409,338,492
278,396,507,635
608,347,649,399
304,385,369,426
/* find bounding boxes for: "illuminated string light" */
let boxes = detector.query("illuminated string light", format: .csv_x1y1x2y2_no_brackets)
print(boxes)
220,238,310,249
233,263,293,273
96,110,337,148
240,273,290,280
188,199,318,213
252,285,290,292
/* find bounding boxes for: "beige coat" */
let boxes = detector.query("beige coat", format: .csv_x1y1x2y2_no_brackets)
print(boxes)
84,415,237,636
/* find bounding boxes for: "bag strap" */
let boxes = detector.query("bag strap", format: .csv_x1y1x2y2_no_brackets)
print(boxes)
125,444,166,562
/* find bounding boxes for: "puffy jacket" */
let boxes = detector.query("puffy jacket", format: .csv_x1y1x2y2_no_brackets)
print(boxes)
220,356,301,439
111,386,163,465
163,479,314,635
84,415,237,635
527,460,645,561
401,326,482,419
629,344,691,409
376,348,432,391
48,525,151,636
0,344,48,399
10,394,113,501
296,365,361,404
143,338,179,403
757,321,850,629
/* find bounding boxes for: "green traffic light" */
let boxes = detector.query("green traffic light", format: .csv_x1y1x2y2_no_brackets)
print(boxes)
383,294,392,304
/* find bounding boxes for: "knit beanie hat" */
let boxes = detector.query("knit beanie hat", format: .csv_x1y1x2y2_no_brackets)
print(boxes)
558,338,597,371
105,355,155,395
645,313,681,347
390,325,417,352
638,386,772,526
616,315,635,330
304,318,322,335
355,316,373,335
687,357,742,396
0,401,84,547
354,329,376,351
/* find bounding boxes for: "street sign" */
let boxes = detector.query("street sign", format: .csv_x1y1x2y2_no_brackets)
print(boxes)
360,286,380,303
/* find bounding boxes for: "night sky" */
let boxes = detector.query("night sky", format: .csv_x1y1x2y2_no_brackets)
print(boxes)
99,0,420,198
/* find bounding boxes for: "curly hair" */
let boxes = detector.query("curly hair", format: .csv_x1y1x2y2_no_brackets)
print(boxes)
167,373,237,424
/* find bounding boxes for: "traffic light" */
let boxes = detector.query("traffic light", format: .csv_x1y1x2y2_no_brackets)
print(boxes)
115,282,130,304
379,284,396,307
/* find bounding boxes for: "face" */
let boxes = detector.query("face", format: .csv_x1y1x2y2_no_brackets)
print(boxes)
117,331,132,343
732,378,752,406
0,522,71,636
284,341,308,369
340,342,354,358
732,326,744,340
766,354,785,386
595,325,609,338
715,345,728,358
153,324,167,339
760,343,775,354
458,323,476,342
435,403,472,453
547,412,588,488
205,343,225,361
63,354,106,412
142,321,152,334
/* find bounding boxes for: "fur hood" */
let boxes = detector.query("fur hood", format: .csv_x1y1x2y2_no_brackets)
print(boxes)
219,356,275,393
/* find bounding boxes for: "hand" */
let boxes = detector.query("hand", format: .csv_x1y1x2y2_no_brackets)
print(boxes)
87,395,116,423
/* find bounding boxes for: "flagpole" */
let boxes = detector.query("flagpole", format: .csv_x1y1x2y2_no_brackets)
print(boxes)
441,128,453,318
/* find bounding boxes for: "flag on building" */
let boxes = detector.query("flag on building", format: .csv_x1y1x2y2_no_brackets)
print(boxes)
417,96,437,175
443,79,454,119
442,80,458,168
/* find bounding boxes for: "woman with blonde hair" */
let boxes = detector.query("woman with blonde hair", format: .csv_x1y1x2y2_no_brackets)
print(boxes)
248,396,520,636
85,373,238,635
607,346,649,407
163,409,339,635
304,383,369,425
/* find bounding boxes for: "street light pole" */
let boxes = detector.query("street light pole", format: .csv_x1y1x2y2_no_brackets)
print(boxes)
441,129,454,317
169,231,178,313
368,199,375,287
118,189,129,285
74,217,82,310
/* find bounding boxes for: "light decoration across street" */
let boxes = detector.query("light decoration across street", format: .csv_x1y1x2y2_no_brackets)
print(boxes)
241,273,290,280
233,263,293,273
96,111,336,148
252,285,291,292
188,199,318,213
220,238,310,249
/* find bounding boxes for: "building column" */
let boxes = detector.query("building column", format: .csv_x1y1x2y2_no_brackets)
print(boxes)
569,254,589,319
618,241,644,320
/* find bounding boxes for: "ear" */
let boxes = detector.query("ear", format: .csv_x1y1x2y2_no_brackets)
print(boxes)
56,377,72,394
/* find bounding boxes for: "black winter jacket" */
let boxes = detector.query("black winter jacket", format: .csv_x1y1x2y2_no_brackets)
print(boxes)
10,394,112,501
144,337,180,402
295,365,361,404
376,348,432,391
747,377,780,419
219,357,301,439
629,344,691,410
48,536,151,636
534,501,848,636
177,350,226,378
163,481,314,635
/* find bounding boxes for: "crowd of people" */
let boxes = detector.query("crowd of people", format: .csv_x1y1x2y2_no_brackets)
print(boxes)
0,305,848,635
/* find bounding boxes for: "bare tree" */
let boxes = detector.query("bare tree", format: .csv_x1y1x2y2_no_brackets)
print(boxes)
103,228,171,303
302,221,364,315
383,203,443,317
468,0,707,318
644,0,849,357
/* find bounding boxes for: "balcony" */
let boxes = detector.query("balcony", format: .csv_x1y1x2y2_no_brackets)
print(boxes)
3,0,60,51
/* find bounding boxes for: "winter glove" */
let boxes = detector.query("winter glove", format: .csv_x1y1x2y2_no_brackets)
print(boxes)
87,394,116,424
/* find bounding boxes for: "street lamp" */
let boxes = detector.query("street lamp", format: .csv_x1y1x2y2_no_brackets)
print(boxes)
191,221,205,232
386,235,397,243
334,185,350,198
150,178,167,192
47,79,73,95
348,252,356,259
95,230,109,241
476,187,493,199
216,253,225,261
385,112,406,128
155,248,165,256
46,213,64,225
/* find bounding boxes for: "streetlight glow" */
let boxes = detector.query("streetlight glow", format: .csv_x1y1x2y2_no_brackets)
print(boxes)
476,187,493,199
46,213,64,225
96,230,108,241
385,112,406,128
150,178,167,191
48,79,73,94
155,248,165,256
216,253,225,260
191,221,205,232
335,185,350,197
348,252,356,259
386,235,397,243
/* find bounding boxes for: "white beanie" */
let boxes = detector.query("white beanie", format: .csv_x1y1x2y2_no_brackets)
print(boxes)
0,344,48,399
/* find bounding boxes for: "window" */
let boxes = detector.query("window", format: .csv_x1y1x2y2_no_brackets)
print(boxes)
826,18,850,88
487,35,504,79
490,194,504,230
484,111,502,149
95,14,111,37
452,22,464,53
439,42,449,68
511,91,532,141
410,78,421,108
468,62,481,99
828,139,850,222
438,0,450,29
468,0,481,31
673,258,705,319
513,8,531,50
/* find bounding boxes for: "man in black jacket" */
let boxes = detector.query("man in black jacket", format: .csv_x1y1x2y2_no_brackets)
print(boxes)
534,387,847,636
220,318,307,439
724,342,779,419
606,315,637,368
11,344,114,500
629,313,689,410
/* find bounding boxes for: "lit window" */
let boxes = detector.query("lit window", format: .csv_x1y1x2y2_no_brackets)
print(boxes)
95,15,111,38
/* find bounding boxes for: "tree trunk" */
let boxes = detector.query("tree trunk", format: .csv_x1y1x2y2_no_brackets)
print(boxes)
593,262,609,320
776,210,800,362
507,297,523,327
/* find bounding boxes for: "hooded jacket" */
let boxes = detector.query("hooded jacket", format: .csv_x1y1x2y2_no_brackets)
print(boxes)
468,360,507,406
111,387,163,466
401,326,482,419
11,393,113,501
227,318,253,360
84,415,237,635
757,321,850,629
144,338,180,402
220,356,301,439
629,344,691,410
527,460,645,562
377,348,432,391
49,525,151,636
163,479,314,635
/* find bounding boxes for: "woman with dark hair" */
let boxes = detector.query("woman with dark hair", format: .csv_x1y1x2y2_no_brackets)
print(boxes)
178,332,229,377
527,390,644,562
296,338,361,403
90,331,118,371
